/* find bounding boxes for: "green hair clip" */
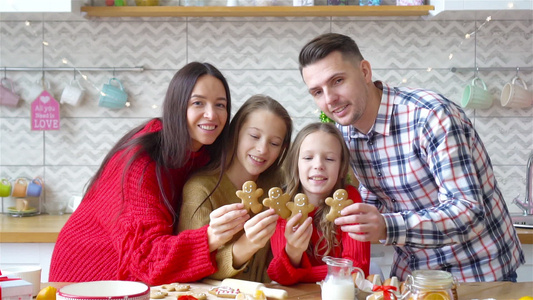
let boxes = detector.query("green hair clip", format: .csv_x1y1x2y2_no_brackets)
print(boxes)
319,111,334,123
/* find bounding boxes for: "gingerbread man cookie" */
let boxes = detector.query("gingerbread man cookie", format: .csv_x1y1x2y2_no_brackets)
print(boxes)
236,181,263,214
286,193,315,225
262,187,291,219
325,189,354,222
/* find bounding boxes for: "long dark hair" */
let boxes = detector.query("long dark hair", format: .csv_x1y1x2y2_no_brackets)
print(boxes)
86,62,232,218
283,122,350,258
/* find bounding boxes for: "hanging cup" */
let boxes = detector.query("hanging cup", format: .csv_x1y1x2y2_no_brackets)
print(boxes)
26,177,44,197
27,78,51,102
61,79,85,106
501,76,532,108
12,178,28,197
461,77,493,109
0,178,12,197
0,78,21,107
99,78,128,109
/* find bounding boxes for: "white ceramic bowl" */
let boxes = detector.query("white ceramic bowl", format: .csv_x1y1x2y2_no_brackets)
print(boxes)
58,281,150,300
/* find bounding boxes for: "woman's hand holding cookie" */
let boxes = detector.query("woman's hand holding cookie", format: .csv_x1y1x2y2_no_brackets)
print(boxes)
284,213,312,267
208,203,249,252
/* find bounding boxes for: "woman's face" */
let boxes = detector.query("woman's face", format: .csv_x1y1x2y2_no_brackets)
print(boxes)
232,109,287,180
298,130,341,204
187,75,228,151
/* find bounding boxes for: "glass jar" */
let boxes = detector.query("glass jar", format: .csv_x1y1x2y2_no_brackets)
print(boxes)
404,270,457,300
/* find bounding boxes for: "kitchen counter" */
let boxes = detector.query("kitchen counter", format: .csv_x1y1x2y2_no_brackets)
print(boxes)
44,281,533,300
0,213,71,243
1,213,533,244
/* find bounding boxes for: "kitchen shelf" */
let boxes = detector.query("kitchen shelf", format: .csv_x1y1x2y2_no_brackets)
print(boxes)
80,5,435,18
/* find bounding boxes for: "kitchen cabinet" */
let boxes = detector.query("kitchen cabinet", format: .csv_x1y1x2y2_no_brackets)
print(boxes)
80,5,435,18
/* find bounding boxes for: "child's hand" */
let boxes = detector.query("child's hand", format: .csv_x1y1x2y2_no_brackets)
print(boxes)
207,203,249,252
242,208,278,250
284,213,313,267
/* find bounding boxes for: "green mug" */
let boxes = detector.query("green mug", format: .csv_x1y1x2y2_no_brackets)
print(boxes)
461,77,493,109
0,178,11,197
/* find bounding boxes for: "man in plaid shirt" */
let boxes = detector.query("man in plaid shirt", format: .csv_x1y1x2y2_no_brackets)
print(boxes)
298,33,524,282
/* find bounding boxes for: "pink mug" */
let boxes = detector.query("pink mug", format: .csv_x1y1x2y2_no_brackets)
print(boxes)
0,78,20,107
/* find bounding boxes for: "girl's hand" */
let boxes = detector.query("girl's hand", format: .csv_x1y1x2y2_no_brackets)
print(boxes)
284,213,313,267
207,203,249,252
242,208,278,250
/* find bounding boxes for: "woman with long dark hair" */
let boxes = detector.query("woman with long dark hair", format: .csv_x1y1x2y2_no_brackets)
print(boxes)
50,62,237,285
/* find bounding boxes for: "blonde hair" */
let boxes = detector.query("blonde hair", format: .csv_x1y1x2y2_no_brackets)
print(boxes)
282,122,350,258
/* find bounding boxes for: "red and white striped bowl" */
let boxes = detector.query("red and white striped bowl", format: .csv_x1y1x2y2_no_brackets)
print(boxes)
57,281,150,300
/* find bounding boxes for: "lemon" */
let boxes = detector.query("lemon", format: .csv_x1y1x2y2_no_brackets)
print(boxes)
254,290,266,300
422,292,448,300
36,286,57,300
519,297,533,300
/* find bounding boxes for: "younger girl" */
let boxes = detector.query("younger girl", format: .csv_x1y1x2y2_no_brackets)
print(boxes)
267,122,370,285
179,95,293,283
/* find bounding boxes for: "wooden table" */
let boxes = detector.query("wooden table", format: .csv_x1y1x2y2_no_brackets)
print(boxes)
45,281,533,299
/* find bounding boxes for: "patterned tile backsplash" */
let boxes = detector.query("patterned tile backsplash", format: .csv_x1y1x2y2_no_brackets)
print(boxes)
0,7,531,214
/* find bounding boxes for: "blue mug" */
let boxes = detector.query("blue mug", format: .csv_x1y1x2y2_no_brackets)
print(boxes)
26,177,43,198
99,78,128,109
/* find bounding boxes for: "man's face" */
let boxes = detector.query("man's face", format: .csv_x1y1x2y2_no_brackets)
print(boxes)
302,51,372,128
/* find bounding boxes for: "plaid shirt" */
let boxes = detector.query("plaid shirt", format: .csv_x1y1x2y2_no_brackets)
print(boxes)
338,81,524,282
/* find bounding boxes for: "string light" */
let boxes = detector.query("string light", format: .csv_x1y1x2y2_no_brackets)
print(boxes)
399,11,495,85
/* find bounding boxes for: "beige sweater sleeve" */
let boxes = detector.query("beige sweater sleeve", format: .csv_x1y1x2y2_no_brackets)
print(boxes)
180,174,247,280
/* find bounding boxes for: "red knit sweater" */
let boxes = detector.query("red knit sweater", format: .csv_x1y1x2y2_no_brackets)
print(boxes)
267,185,371,285
49,119,217,285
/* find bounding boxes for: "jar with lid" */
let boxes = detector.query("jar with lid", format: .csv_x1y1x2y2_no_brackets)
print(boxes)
403,270,457,300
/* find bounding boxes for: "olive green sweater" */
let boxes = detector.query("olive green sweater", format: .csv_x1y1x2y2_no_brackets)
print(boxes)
179,172,277,283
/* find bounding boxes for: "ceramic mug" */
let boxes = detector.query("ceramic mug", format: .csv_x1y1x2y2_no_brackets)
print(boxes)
27,78,51,102
0,78,20,107
0,178,11,197
99,78,128,109
500,76,532,108
61,79,85,106
461,77,493,109
26,177,44,197
11,178,28,197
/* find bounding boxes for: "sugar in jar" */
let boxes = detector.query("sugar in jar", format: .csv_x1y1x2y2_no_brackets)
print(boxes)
403,270,457,300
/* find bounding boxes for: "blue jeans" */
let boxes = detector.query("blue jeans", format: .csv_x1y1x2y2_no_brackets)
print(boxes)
502,271,518,282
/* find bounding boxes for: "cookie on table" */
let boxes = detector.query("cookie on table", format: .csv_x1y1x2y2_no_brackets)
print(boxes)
325,188,353,222
262,187,291,219
149,290,168,299
236,181,264,214
208,286,241,299
286,193,315,225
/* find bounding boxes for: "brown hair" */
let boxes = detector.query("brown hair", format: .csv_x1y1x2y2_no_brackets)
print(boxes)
298,33,364,73
86,62,232,220
226,94,293,177
283,122,350,258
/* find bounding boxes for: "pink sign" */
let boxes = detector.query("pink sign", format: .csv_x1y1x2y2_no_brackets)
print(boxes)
31,90,61,131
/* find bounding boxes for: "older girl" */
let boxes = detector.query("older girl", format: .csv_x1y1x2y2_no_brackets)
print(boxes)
267,122,370,285
179,95,292,283
50,62,234,285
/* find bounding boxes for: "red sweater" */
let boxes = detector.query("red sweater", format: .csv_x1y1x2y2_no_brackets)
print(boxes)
267,185,370,285
49,119,216,285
